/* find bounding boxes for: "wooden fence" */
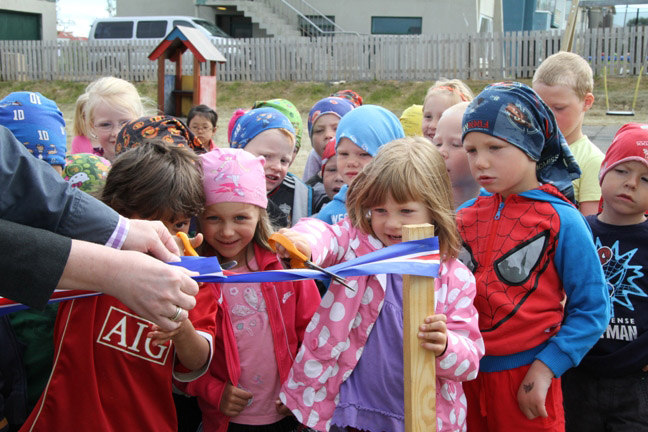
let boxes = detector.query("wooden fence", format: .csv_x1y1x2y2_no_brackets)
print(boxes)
2,26,647,82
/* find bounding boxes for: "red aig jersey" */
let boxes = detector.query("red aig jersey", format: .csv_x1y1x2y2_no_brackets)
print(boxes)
21,285,217,432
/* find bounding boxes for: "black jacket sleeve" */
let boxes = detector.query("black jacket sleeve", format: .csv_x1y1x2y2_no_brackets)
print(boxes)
0,219,71,309
0,126,119,244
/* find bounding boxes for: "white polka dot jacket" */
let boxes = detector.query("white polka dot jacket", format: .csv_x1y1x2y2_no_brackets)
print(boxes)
278,217,485,431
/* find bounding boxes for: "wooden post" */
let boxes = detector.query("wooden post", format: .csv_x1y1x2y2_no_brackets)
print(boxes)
193,56,201,106
403,223,436,432
561,0,580,52
157,56,165,114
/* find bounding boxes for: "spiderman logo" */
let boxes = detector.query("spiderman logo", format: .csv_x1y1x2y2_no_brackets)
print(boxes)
458,197,560,332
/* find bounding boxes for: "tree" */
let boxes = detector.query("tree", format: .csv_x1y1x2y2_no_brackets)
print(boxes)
627,17,648,27
106,0,116,17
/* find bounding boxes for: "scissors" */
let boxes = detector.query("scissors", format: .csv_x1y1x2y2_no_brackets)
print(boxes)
176,232,237,270
268,233,354,291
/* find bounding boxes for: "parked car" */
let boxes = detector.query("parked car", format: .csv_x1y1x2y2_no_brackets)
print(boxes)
89,16,231,43
87,16,241,78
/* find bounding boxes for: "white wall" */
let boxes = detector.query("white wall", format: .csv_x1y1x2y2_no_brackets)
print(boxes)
309,0,501,34
116,0,195,17
3,0,57,40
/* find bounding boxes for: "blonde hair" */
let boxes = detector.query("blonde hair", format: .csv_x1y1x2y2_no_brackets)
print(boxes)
424,78,474,107
277,127,296,147
73,92,90,137
85,77,145,133
533,51,594,100
346,136,462,258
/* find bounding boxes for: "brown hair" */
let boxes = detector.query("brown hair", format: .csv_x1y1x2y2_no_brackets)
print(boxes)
102,141,204,220
532,51,594,100
346,136,461,258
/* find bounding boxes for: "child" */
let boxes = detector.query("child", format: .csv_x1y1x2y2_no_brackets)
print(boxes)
182,147,320,431
63,153,111,198
317,104,405,224
422,78,474,142
0,91,67,431
115,115,206,156
432,101,480,208
533,51,603,217
253,98,304,163
457,82,609,431
84,76,145,161
400,103,423,136
330,89,363,107
70,92,103,156
562,123,648,431
302,97,355,182
320,138,344,201
21,141,217,431
188,104,219,152
0,91,66,174
278,137,484,431
230,107,314,228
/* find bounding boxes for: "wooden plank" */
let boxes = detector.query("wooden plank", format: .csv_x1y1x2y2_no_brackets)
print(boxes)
561,0,579,52
403,223,436,432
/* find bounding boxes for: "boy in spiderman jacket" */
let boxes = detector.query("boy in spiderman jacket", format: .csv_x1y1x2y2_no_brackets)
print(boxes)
456,82,609,432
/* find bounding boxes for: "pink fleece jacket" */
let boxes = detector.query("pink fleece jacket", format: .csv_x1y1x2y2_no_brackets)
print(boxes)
279,218,484,431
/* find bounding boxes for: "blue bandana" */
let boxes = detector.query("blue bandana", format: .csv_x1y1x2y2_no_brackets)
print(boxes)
336,105,405,157
307,97,355,138
229,107,296,149
462,82,580,202
0,92,67,167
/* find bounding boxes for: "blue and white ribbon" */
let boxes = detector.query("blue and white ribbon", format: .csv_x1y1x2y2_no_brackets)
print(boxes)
0,237,439,315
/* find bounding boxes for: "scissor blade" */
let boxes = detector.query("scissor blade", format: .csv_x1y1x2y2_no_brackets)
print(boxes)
305,262,355,291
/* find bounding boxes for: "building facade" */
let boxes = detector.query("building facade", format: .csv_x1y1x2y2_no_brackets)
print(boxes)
116,0,504,38
0,0,57,40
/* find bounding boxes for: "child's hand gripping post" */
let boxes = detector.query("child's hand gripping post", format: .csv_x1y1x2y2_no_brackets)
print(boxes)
268,232,355,291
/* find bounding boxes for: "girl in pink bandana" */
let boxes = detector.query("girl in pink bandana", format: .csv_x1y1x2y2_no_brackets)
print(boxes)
182,148,321,432
277,137,484,432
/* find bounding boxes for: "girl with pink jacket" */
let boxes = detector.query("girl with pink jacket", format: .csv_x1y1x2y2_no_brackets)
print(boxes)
277,137,484,432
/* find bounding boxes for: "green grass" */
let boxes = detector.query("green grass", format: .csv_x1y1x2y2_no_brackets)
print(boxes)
1,77,646,177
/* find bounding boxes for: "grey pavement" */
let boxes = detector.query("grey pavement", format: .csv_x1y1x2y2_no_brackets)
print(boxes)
583,124,620,152
583,122,646,153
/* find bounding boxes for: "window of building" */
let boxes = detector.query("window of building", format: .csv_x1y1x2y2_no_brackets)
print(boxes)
94,21,133,39
136,20,167,38
371,17,422,35
300,15,336,36
479,15,493,33
536,0,556,13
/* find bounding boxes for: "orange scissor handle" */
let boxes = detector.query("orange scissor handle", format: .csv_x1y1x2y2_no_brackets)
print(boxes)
268,233,308,269
177,232,199,257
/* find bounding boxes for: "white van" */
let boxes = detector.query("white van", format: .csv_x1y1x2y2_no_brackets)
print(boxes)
89,16,231,43
87,16,240,78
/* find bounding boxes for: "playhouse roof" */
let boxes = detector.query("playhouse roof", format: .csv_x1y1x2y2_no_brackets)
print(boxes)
148,25,227,63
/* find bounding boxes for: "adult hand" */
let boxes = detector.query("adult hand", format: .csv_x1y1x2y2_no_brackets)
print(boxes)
100,251,198,330
517,359,554,419
122,219,181,262
60,240,199,331
220,383,253,417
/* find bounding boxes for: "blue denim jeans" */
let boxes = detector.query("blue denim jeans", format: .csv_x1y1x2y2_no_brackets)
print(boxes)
562,366,648,432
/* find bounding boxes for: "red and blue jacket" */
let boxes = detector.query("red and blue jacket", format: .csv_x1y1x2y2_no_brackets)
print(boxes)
457,184,609,377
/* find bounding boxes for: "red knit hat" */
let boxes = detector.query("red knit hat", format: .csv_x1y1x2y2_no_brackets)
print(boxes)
321,138,337,177
599,123,648,184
